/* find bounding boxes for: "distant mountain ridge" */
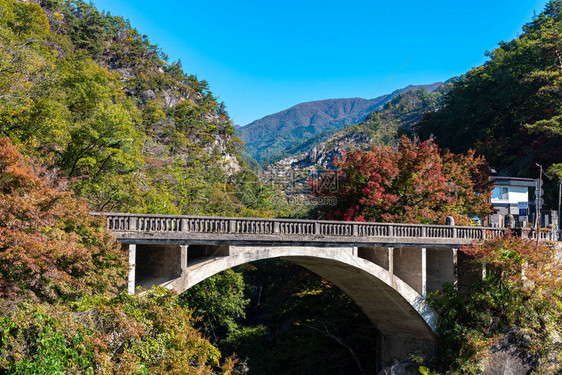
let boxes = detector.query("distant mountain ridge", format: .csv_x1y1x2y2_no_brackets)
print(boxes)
238,82,443,164
261,84,452,196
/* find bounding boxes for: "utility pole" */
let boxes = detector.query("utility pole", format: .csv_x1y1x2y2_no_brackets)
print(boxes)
557,180,562,238
535,164,543,245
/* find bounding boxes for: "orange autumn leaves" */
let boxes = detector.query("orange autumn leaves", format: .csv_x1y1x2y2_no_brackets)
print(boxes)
311,136,493,225
0,137,126,302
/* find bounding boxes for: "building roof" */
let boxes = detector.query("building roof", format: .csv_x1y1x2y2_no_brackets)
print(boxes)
491,176,536,187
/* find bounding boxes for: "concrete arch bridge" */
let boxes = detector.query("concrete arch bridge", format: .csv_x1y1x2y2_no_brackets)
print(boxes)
100,213,556,370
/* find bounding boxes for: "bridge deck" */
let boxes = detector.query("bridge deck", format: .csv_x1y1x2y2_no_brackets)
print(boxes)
98,213,556,247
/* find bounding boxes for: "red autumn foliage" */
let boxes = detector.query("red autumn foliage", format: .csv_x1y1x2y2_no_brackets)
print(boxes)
0,137,126,302
311,136,493,225
461,233,562,291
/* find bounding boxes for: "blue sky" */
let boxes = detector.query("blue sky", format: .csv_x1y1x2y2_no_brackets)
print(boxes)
92,0,550,125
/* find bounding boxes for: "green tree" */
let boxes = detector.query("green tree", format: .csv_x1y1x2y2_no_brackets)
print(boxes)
417,1,562,176
0,289,237,374
179,269,249,343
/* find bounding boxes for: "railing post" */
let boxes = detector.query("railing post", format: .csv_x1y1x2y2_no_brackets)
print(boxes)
446,216,456,238
229,219,236,233
387,224,394,237
273,221,280,234
128,216,136,231
421,226,426,238
352,223,358,236
315,222,320,235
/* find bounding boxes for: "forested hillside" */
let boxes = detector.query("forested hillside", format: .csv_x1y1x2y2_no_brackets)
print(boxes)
239,82,443,164
1,0,561,374
296,84,451,169
0,1,277,372
416,2,562,180
262,85,451,198
0,0,279,217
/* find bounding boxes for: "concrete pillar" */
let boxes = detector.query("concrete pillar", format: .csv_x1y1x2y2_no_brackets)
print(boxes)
453,248,458,290
180,245,188,273
393,247,426,296
421,247,427,297
426,247,457,292
179,245,188,292
358,246,390,269
127,244,136,295
458,250,483,294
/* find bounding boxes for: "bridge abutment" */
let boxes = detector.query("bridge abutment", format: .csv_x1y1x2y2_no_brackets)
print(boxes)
126,243,191,292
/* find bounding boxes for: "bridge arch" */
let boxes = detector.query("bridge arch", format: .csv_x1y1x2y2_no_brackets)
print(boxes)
149,245,438,341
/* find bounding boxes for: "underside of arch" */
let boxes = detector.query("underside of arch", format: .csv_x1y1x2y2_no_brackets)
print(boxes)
160,245,439,340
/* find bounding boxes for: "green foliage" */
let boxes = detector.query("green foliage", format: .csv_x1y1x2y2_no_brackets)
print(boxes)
416,1,562,178
0,289,236,374
179,269,249,342
184,261,381,375
0,0,286,217
351,87,443,148
240,260,380,375
1,312,94,374
425,235,562,374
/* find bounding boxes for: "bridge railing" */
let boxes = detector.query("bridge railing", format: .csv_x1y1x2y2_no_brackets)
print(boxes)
94,212,539,242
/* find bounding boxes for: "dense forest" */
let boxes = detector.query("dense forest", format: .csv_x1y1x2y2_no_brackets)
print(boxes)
0,0,561,374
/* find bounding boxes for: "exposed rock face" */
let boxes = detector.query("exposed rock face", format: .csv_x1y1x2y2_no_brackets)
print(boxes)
480,334,537,375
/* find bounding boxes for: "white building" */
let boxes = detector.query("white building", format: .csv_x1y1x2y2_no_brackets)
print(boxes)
490,176,535,227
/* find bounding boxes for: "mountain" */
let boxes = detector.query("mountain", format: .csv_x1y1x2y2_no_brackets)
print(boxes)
238,83,443,164
262,84,452,195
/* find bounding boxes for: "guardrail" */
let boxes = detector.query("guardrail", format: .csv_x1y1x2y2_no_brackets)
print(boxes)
91,213,561,242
